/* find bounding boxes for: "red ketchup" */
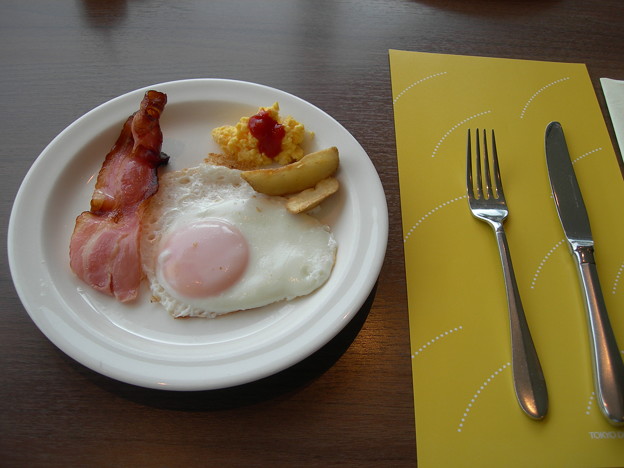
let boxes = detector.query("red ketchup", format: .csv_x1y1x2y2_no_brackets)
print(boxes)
248,110,285,158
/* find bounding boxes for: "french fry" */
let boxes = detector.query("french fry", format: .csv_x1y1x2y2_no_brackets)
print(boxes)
286,177,339,214
241,147,339,196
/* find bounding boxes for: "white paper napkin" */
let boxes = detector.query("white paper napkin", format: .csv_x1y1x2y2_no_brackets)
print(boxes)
600,77,624,162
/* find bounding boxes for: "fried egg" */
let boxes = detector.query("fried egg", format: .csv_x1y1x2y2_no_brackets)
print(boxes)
140,163,337,318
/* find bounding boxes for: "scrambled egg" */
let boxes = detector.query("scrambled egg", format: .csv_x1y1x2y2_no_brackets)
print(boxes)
211,102,307,167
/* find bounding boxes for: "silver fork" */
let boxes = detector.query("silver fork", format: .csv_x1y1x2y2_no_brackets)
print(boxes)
466,129,548,420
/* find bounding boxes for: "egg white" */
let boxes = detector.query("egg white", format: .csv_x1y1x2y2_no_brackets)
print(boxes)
140,163,337,318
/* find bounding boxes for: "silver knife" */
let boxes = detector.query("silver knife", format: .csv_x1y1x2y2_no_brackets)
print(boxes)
545,121,624,426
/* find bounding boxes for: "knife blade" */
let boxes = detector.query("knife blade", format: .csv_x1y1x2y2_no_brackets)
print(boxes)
545,121,624,426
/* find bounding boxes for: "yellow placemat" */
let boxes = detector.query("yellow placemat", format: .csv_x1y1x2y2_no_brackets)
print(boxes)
390,50,624,467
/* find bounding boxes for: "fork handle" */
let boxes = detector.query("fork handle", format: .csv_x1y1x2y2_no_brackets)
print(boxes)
494,223,549,420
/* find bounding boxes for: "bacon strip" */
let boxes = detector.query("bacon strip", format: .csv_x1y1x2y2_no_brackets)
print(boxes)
70,90,168,302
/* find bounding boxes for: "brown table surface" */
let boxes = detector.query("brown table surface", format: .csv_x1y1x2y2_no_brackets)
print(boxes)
2,1,623,466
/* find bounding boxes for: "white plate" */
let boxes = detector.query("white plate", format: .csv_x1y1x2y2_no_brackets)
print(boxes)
8,79,388,391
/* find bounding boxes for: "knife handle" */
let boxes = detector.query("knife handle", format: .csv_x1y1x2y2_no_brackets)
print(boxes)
574,245,624,426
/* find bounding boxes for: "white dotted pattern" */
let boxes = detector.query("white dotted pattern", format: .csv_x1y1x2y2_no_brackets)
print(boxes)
520,77,570,119
572,147,602,164
530,239,566,289
431,111,492,158
403,195,466,243
411,326,463,358
613,263,623,295
457,362,511,432
586,392,595,416
393,72,448,104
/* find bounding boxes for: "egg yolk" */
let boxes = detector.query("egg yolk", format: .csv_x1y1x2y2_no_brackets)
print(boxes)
159,220,249,298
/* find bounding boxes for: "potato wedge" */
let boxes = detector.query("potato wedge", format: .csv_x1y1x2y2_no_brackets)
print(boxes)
241,147,339,196
286,177,339,214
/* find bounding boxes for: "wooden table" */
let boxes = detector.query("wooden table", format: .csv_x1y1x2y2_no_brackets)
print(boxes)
1,1,622,466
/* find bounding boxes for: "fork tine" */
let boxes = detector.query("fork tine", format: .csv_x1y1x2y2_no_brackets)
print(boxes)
466,130,474,199
482,129,493,199
491,130,504,198
475,129,483,199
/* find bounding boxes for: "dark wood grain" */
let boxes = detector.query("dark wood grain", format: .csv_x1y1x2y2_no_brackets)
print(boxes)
1,0,622,466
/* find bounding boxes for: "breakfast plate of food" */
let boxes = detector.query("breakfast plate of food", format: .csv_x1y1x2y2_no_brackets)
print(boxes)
8,79,388,390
